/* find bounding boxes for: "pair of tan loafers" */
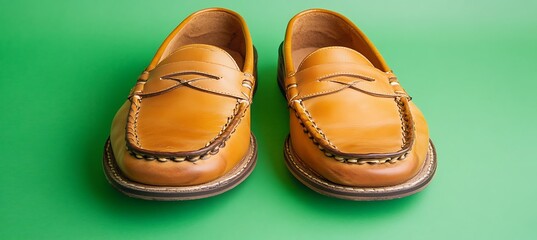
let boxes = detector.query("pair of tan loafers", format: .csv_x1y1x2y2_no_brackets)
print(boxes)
103,8,437,201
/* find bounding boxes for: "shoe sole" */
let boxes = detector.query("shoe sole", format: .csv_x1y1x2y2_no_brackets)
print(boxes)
277,43,437,200
283,136,437,200
102,134,257,200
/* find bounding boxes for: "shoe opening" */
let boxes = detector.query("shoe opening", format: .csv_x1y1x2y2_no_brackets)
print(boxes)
290,11,388,72
159,10,247,70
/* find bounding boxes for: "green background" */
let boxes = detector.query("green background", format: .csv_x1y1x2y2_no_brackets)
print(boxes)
1,0,536,239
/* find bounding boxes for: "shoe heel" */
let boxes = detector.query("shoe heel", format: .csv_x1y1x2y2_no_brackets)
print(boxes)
276,42,286,98
252,46,259,96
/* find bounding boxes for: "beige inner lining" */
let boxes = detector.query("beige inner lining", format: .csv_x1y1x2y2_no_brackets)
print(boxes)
291,12,386,71
160,12,246,69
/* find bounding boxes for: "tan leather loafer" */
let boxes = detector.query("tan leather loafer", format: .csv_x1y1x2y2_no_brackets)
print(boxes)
103,8,257,200
278,9,437,200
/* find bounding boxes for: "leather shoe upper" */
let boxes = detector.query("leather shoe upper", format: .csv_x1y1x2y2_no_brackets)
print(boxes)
109,8,255,186
280,9,431,187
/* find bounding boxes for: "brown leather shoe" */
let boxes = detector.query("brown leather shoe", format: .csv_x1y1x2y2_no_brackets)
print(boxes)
103,8,257,200
278,9,437,200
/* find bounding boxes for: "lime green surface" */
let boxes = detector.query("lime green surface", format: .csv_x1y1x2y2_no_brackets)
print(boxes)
1,0,536,239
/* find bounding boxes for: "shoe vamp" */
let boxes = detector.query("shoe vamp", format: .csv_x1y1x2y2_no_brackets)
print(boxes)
302,88,404,154
135,86,237,152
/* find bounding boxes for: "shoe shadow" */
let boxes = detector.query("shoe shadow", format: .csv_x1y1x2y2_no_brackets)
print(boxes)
251,53,291,186
286,174,427,217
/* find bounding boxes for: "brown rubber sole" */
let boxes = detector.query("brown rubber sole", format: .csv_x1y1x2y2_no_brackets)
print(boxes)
102,134,257,200
283,136,437,200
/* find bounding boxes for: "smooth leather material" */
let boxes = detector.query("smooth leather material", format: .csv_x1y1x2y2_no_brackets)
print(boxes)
109,8,255,186
281,9,430,187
